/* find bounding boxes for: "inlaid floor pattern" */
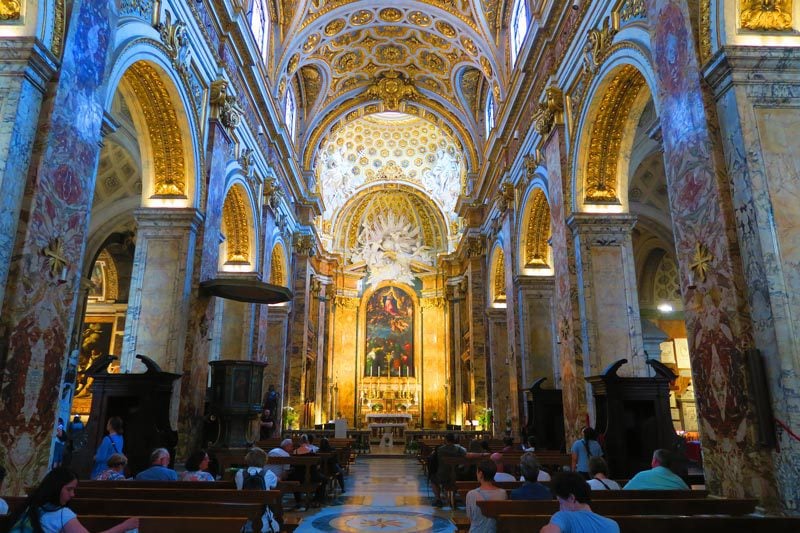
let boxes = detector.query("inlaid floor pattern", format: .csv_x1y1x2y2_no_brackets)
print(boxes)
292,457,456,532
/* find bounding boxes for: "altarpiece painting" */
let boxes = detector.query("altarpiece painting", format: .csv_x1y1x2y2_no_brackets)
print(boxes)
365,286,414,378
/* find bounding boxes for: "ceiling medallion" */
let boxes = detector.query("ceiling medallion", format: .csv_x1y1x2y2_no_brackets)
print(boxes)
325,18,346,36
365,71,420,110
351,9,374,26
409,11,431,27
435,20,456,38
379,8,403,22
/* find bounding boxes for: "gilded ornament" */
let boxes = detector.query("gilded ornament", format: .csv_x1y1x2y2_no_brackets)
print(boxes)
350,9,374,25
496,182,515,213
42,238,69,279
324,18,346,36
585,66,645,203
334,295,360,309
222,186,250,264
741,0,793,31
155,9,191,75
583,17,617,72
210,78,244,131
618,0,646,23
365,71,420,110
335,50,364,73
421,51,447,74
303,33,320,53
239,147,254,175
376,44,404,64
278,79,286,97
420,296,446,309
379,8,403,23
524,153,541,180
0,0,21,20
493,248,506,301
699,1,712,63
466,235,485,258
270,244,287,286
524,189,550,268
435,20,457,38
689,242,714,283
480,57,492,78
52,0,65,57
534,85,564,137
288,53,300,73
294,233,316,256
96,250,119,301
408,11,431,27
125,62,186,197
460,36,478,56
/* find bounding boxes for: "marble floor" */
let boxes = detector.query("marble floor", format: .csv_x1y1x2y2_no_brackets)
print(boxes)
291,456,457,533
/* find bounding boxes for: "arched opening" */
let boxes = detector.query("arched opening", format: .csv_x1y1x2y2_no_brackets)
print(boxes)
520,187,552,275
269,242,288,287
490,245,506,306
220,183,255,271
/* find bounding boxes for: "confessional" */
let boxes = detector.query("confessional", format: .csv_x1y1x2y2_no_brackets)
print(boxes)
587,358,684,478
524,377,565,451
79,354,180,477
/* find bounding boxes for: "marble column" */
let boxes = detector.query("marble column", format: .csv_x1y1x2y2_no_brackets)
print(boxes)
264,304,290,427
0,39,56,314
568,214,646,377
645,0,779,507
330,296,358,428
447,280,465,426
121,208,202,376
486,308,511,436
285,253,310,418
177,121,230,457
543,123,589,446
0,0,118,493
466,247,489,411
706,45,800,513
500,211,523,434
314,280,331,425
515,276,558,391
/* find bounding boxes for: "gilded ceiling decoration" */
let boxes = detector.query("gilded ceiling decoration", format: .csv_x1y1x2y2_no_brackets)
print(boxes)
278,1,503,174
123,62,186,198
584,65,646,204
524,189,551,269
740,0,793,31
222,185,251,264
315,113,464,238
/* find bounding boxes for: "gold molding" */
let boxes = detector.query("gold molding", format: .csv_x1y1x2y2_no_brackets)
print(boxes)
740,0,793,31
52,0,65,57
420,296,446,309
222,185,251,264
96,249,119,301
0,0,21,20
524,189,551,269
124,62,186,198
333,295,360,309
699,0,712,63
585,65,645,204
492,247,506,302
270,242,288,286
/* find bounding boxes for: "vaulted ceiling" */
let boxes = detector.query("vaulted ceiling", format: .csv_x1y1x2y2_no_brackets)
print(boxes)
274,1,511,173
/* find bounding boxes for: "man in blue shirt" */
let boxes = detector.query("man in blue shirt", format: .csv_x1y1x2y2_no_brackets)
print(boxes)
623,449,690,490
541,472,619,533
134,447,179,481
510,453,551,500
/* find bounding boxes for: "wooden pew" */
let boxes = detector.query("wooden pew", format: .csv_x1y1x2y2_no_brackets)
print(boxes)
79,480,236,489
454,481,708,501
79,516,248,533
495,515,800,533
267,455,324,508
476,498,758,519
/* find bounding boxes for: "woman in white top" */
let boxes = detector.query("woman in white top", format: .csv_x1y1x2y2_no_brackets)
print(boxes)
235,447,278,490
7,467,138,533
586,456,621,490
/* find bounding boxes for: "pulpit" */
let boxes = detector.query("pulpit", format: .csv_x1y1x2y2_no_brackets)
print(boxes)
78,355,180,477
208,360,266,447
587,359,684,479
525,378,565,451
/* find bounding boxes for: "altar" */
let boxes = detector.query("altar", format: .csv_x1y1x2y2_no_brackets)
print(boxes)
366,413,412,443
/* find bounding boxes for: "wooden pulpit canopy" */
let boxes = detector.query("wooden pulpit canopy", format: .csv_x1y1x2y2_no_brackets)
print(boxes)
200,277,292,304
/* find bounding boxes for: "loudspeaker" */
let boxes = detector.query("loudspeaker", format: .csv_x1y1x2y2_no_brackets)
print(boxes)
745,349,777,448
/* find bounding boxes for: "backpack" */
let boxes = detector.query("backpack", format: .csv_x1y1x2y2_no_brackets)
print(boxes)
9,510,34,533
241,467,268,491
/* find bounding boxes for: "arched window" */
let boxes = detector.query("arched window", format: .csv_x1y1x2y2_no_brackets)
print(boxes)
485,91,496,139
251,0,269,63
510,0,529,66
285,88,297,141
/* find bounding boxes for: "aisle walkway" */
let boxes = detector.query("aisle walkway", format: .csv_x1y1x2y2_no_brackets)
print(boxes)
294,456,456,532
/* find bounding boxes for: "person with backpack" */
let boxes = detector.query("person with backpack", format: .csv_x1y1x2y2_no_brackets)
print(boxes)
90,417,124,479
570,427,603,479
235,448,279,533
7,467,139,533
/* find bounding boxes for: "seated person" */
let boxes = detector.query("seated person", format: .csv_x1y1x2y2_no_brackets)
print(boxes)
259,408,275,440
500,437,516,453
623,449,689,490
540,471,619,533
586,457,620,490
235,447,278,489
466,460,507,533
94,453,128,481
431,432,466,507
319,437,346,493
181,449,214,481
522,436,536,452
290,437,327,510
266,438,294,480
7,467,138,533
490,453,516,482
0,464,7,514
510,453,551,500
134,448,178,481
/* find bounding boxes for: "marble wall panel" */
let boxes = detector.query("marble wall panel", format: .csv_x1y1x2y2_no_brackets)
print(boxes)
487,312,511,434
501,214,522,431
468,257,489,409
517,278,558,389
0,0,117,493
645,0,779,507
331,302,358,427
286,257,309,416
